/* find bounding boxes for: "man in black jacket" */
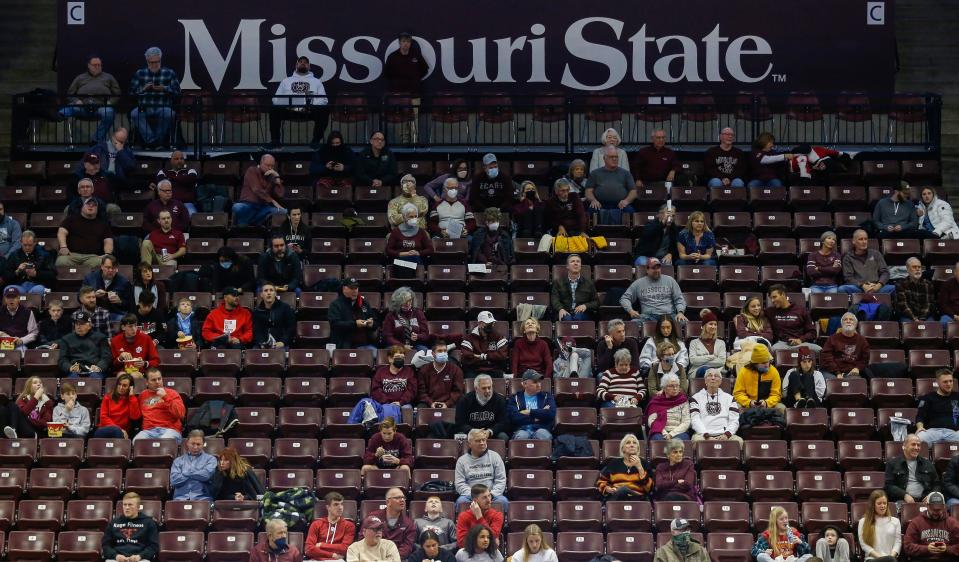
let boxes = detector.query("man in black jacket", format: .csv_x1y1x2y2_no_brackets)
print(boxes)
327,277,378,350
102,492,159,562
256,236,302,295
945,455,959,508
452,374,509,440
252,283,295,349
3,230,57,295
634,203,680,266
354,131,398,187
885,433,942,504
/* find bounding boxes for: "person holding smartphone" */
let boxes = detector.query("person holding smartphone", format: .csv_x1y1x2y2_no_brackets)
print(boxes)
903,491,959,560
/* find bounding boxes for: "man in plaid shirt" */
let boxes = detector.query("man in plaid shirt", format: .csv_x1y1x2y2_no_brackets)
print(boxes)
128,46,180,148
77,286,115,337
896,257,939,322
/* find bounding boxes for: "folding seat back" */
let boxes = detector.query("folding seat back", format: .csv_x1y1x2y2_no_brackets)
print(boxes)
76,468,122,500
748,470,794,502
7,530,56,560
703,501,750,532
830,407,876,440
506,501,553,532
133,438,180,468
125,468,171,499
207,531,254,562
0,467,26,500
844,470,886,501
164,500,212,531
555,500,602,532
319,438,365,468
315,469,362,500
17,499,65,531
801,502,850,533
708,533,755,562
158,531,205,562
699,470,746,502
0,438,38,468
66,500,113,531
37,438,85,468
272,438,320,468
785,407,829,440
412,469,456,500
825,377,869,407
227,438,272,468
693,440,741,470
283,374,327,403
57,530,104,561
795,470,842,501
606,532,655,562
267,469,314,491
837,440,884,471
653,501,700,531
507,469,554,499
85,438,131,468
605,500,652,532
743,440,788,470
277,407,322,437
555,531,604,562
28,468,75,501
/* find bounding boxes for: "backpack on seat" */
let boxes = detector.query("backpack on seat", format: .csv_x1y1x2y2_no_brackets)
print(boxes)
186,399,237,437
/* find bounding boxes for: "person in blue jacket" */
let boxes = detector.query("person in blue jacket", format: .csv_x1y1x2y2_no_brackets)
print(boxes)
170,429,217,500
507,370,557,440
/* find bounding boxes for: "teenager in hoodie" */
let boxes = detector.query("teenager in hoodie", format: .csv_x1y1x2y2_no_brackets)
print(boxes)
201,287,253,348
415,496,458,554
306,492,356,560
268,55,329,148
102,493,159,562
310,130,355,188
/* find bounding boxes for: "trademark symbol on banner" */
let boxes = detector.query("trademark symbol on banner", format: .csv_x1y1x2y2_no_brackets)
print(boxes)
867,2,885,25
67,1,85,25
772,73,787,83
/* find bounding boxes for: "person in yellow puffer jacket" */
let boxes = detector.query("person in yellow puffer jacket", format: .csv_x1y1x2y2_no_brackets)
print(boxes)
732,343,785,413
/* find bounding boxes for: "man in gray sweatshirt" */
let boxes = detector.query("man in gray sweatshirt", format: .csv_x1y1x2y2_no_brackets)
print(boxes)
838,229,896,294
414,496,458,553
59,55,122,143
873,184,930,239
453,428,508,509
620,258,688,323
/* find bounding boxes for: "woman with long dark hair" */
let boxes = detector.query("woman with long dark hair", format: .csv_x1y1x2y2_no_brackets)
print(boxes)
94,373,141,438
211,447,265,501
455,525,503,562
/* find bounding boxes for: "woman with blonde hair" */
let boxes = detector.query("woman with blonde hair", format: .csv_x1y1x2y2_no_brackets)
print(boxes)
857,490,901,561
751,506,812,562
509,524,558,562
596,433,653,500
511,318,553,378
589,128,629,172
676,211,717,266
3,376,55,438
733,295,774,346
211,447,265,501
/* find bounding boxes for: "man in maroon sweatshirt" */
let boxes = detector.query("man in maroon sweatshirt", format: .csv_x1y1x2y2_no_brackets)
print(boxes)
765,284,820,352
416,339,465,408
903,492,959,561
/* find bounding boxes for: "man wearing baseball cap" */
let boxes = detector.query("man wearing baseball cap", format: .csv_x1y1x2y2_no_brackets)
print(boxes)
903,491,959,560
460,311,509,378
328,277,379,350
469,153,516,213
57,310,111,377
652,518,710,562
201,287,253,348
0,286,38,350
347,515,401,562
506,370,556,440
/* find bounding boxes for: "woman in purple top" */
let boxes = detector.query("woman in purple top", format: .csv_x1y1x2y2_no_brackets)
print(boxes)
748,132,795,188
423,159,472,203
806,231,843,293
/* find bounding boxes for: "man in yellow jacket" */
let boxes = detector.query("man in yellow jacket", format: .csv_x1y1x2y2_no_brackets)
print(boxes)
732,343,785,413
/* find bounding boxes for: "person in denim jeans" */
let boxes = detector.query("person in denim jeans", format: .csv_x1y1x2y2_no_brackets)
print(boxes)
60,55,121,143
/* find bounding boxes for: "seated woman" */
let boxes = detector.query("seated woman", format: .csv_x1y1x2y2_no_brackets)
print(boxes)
918,186,959,239
596,433,653,501
511,318,553,379
423,159,472,204
2,376,55,439
310,130,355,188
455,525,504,562
133,262,168,313
165,297,201,349
648,341,688,395
347,346,411,425
508,524,558,562
596,349,646,408
361,416,412,479
857,490,901,562
646,373,690,441
748,131,794,188
654,439,697,501
275,206,312,264
675,211,717,266
94,373,141,438
639,314,689,371
210,447,265,501
782,346,826,408
512,180,545,239
688,309,727,377
815,525,852,562
751,506,813,562
733,296,774,347
386,203,433,279
382,287,431,351
410,530,456,562
469,207,514,266
589,128,629,172
806,231,843,293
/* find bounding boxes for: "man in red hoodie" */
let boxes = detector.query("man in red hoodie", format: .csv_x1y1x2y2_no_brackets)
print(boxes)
134,367,185,442
455,483,504,548
202,286,253,348
305,492,356,560
765,284,820,352
110,314,160,377
904,491,959,561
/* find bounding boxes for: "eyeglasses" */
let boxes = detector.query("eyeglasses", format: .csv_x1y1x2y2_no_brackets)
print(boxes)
387,496,406,501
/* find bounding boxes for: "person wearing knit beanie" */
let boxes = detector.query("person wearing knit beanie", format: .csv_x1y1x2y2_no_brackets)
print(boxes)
732,343,785,413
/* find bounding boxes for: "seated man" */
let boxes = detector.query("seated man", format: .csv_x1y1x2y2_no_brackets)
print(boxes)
140,209,186,267
388,174,429,229
885,433,941,504
347,515,401,562
585,145,638,221
550,253,599,321
654,518,710,562
86,128,136,189
57,310,111,378
82,254,133,321
635,130,679,188
252,283,295,349
595,318,641,375
69,167,114,216
414,495,457,553
152,150,201,214
256,237,302,294
201,287,253,349
305,492,356,560
896,257,939,322
0,287,39,351
232,154,286,227
427,177,475,238
3,230,57,295
110,314,159,378
916,369,959,446
459,311,509,379
455,484,504,548
170,429,217,500
268,55,329,149
56,196,115,268
506,370,556,441
135,367,186,442
102,492,159,562
903,491,959,561
945,453,959,508
76,285,114,337
361,417,413,479
250,519,301,562
356,131,398,187
469,153,516,213
416,339,465,408
705,128,746,188
129,46,180,149
363,488,417,561
765,284,821,352
690,368,742,443
454,429,508,509
838,229,896,294
874,184,932,240
60,55,121,143
443,375,509,441
327,277,379,350
142,179,191,234
633,204,679,266
621,258,688,323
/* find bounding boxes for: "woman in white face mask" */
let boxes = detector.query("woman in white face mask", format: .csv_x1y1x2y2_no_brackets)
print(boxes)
469,207,513,267
386,202,434,279
423,159,473,204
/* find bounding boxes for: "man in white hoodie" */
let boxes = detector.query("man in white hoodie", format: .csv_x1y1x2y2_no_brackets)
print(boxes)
269,56,329,148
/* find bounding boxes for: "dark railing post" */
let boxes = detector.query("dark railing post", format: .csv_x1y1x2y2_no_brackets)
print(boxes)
193,95,203,157
565,96,573,154
927,93,942,154
751,95,760,144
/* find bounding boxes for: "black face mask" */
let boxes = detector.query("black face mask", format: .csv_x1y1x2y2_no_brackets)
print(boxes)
525,190,535,199
392,359,404,368
483,325,494,334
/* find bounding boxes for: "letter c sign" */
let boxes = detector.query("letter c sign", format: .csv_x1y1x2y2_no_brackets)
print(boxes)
867,2,885,26
67,1,85,25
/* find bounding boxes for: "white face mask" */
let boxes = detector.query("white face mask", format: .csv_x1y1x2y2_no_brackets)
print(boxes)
446,189,458,199
487,167,499,179
487,222,499,231
406,218,418,227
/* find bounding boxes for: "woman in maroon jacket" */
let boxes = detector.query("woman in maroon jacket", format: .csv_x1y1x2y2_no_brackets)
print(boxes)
654,439,698,501
382,287,431,351
386,203,434,279
511,318,554,378
3,376,56,439
372,345,418,407
806,231,843,293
